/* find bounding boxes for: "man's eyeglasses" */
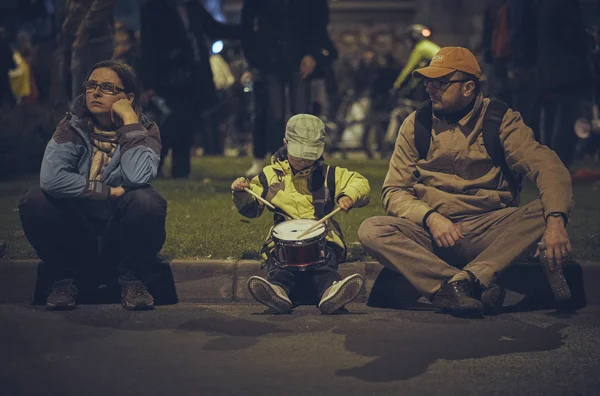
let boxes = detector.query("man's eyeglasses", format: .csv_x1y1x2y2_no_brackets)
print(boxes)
422,78,472,90
83,80,126,95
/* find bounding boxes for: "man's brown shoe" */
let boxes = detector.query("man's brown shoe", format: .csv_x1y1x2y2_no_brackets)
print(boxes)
479,282,506,315
432,280,484,317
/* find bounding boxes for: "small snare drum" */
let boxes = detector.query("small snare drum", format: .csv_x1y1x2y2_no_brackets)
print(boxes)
271,219,327,270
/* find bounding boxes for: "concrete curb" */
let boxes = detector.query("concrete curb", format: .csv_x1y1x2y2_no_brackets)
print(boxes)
1,259,599,308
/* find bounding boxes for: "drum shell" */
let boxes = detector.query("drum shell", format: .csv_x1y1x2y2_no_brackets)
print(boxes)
272,231,327,271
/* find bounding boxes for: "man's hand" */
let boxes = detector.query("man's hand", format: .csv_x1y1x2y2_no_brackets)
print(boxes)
110,186,126,200
231,177,250,191
111,98,139,125
534,216,572,270
299,55,317,80
337,195,354,212
426,212,464,248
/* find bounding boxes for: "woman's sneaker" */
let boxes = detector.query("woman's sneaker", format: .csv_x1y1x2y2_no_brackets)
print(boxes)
46,279,78,310
121,282,154,310
318,274,364,314
247,276,292,314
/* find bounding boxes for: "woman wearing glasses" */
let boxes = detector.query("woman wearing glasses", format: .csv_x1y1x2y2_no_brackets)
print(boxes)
19,60,167,311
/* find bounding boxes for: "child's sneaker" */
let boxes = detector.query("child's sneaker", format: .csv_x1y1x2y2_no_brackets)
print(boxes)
247,276,293,314
318,274,364,314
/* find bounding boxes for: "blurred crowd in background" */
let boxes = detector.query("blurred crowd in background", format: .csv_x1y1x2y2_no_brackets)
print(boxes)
0,0,599,181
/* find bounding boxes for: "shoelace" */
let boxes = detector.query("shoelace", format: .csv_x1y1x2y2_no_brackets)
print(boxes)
450,280,472,295
128,284,148,297
54,282,77,295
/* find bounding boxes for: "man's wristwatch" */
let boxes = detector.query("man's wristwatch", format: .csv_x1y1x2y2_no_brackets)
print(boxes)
547,212,568,225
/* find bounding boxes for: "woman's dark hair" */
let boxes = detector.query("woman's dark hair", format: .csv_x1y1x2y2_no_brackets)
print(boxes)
85,60,142,114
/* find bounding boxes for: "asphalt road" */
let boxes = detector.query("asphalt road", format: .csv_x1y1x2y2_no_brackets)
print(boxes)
1,302,599,396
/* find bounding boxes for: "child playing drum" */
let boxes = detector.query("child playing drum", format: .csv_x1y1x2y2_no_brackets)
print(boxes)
231,114,371,314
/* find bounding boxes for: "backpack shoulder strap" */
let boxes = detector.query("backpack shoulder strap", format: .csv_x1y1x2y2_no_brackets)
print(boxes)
482,98,523,201
482,98,509,167
414,100,433,159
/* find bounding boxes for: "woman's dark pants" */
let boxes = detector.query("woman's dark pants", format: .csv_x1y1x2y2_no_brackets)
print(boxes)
19,186,167,285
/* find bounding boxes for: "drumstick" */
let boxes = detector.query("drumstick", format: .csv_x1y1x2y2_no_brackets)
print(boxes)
243,187,277,210
296,207,342,239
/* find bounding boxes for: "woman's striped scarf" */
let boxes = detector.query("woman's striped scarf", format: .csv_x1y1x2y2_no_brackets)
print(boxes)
89,123,118,182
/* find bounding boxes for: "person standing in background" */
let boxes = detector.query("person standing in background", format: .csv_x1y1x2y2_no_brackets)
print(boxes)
532,0,593,171
0,26,16,107
140,0,240,179
9,31,39,105
241,0,334,178
62,0,116,100
391,24,440,101
112,21,140,72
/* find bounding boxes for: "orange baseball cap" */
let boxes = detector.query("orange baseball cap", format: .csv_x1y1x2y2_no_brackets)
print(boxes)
412,47,482,79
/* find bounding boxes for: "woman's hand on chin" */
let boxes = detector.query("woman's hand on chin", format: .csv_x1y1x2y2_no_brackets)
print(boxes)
111,98,139,125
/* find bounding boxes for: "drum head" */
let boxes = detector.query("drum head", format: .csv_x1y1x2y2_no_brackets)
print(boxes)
272,219,325,241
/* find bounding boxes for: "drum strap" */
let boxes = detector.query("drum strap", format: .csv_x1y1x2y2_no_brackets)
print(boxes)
325,165,336,215
311,165,326,220
311,164,337,219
